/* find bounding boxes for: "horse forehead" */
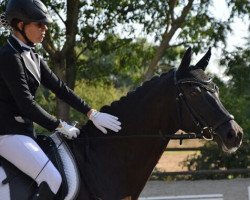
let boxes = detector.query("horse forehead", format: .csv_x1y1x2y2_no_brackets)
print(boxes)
184,68,210,82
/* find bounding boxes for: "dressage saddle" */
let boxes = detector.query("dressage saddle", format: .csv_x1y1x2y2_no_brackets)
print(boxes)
0,133,80,200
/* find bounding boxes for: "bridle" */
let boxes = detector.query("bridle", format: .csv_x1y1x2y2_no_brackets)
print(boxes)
173,70,234,141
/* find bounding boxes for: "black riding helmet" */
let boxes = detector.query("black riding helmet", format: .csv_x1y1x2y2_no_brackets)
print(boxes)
5,0,52,24
5,0,52,46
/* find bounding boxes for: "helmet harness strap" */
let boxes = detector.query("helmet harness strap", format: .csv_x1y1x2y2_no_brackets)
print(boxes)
18,22,34,47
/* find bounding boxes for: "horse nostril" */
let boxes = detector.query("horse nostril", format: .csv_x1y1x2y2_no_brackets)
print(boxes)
237,131,243,140
227,130,236,140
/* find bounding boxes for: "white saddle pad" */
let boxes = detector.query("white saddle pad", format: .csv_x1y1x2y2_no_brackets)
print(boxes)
51,133,80,200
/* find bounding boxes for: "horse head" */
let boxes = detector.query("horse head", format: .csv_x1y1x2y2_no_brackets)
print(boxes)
175,47,243,153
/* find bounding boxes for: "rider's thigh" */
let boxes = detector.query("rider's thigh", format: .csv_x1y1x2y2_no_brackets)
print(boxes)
0,134,62,194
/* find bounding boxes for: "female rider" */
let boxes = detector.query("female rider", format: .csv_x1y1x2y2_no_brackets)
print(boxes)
0,0,121,199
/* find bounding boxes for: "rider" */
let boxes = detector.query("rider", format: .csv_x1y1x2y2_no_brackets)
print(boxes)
0,0,122,199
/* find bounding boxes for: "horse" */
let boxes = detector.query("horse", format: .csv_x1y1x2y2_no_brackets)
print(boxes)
0,47,243,200
69,47,243,200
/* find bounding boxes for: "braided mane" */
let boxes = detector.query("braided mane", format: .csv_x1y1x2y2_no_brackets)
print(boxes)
82,70,175,136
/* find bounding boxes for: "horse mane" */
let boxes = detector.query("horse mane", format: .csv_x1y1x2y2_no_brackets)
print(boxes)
103,71,170,109
81,69,175,135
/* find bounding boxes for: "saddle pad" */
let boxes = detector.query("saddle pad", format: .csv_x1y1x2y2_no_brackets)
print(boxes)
50,133,80,200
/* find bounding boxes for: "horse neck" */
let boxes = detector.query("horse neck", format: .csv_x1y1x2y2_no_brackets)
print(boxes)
115,75,179,136
71,72,181,200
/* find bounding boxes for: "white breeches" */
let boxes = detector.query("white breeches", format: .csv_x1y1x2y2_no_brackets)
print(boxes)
0,134,62,194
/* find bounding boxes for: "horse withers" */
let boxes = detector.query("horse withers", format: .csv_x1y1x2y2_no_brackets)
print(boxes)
0,47,244,200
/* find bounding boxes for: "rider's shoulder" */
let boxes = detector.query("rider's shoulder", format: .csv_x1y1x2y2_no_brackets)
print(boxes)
0,43,20,61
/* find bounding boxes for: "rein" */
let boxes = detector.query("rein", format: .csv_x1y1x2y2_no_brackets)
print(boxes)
76,131,203,145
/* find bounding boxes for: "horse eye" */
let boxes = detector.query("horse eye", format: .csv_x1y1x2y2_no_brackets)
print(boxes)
190,91,198,96
189,86,201,97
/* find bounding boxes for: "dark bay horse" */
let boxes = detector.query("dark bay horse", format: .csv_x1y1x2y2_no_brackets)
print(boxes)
67,47,243,200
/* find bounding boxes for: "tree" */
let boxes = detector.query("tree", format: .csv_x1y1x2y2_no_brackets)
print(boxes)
102,0,232,80
220,34,250,136
77,35,155,87
41,0,145,120
42,0,250,120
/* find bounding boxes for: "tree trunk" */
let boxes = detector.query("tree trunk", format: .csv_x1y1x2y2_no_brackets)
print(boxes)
53,57,70,122
144,25,178,80
55,0,79,121
143,0,194,80
42,0,80,122
56,98,70,122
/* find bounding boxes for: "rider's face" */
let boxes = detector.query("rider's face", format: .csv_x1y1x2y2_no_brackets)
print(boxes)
17,21,48,44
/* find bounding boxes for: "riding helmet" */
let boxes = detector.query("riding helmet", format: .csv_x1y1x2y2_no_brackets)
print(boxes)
5,0,52,24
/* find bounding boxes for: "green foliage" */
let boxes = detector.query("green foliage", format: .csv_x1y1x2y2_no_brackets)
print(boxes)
219,44,250,138
179,13,230,52
227,0,250,18
71,79,128,126
77,35,155,86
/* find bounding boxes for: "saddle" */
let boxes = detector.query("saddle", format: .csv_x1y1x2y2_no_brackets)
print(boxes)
0,133,80,200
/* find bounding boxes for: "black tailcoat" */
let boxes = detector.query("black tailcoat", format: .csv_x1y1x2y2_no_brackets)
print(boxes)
0,36,91,136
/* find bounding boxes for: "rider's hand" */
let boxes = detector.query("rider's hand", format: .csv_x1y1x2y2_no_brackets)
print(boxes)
56,120,80,139
88,109,122,134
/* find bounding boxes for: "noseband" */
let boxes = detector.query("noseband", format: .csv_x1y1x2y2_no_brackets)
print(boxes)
173,70,234,140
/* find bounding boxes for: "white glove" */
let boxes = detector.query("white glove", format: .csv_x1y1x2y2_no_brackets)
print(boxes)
56,120,80,139
89,110,122,134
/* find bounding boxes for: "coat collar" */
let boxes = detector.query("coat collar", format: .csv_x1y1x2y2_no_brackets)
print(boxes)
7,35,25,54
7,35,41,84
7,35,37,54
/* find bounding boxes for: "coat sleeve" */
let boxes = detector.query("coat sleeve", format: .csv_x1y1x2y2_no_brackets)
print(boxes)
40,59,91,115
0,53,60,131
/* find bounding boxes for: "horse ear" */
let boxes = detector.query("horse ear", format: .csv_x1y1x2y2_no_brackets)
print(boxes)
193,47,211,71
177,47,192,72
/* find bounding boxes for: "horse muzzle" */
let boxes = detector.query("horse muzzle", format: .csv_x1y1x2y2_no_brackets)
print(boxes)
214,120,243,153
